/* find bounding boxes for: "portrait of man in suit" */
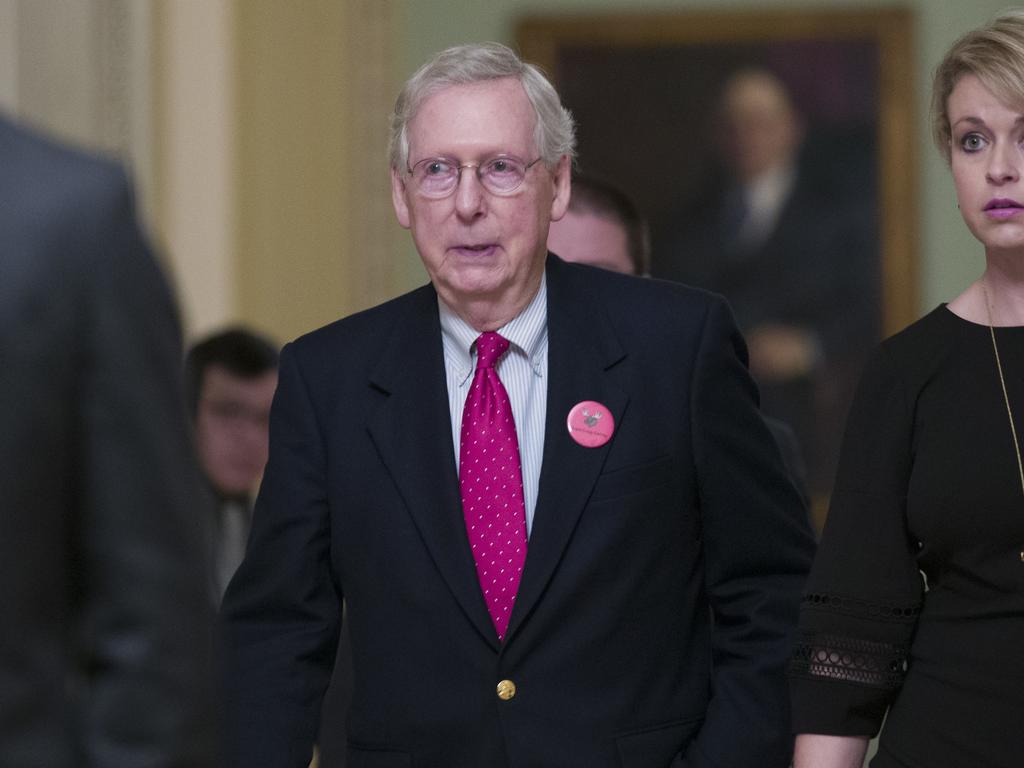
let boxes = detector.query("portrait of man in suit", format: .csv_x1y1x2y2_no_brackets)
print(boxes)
661,69,879,504
526,16,895,514
222,43,814,768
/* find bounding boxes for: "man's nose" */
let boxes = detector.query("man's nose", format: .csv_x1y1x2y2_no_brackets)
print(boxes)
454,165,487,219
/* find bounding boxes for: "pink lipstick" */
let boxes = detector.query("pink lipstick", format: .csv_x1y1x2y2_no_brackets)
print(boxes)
985,198,1024,220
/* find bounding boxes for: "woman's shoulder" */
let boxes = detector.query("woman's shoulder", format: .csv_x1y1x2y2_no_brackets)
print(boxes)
847,306,962,404
875,305,962,369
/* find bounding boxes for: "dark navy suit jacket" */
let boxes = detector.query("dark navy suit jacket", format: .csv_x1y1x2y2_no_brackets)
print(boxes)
223,255,814,768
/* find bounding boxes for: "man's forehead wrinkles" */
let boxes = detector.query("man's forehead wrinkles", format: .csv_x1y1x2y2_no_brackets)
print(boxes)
408,150,522,166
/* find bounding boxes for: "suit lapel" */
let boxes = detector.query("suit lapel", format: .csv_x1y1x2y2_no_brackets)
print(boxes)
366,287,500,649
506,257,629,642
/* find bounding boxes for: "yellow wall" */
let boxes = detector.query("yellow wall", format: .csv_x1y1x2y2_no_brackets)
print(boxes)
232,1,406,343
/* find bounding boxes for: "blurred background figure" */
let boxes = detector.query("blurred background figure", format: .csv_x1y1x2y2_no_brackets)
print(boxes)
0,114,218,766
546,174,650,276
663,68,878,503
185,328,279,600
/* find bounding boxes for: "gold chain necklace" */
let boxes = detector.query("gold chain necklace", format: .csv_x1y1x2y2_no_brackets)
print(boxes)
981,280,1024,563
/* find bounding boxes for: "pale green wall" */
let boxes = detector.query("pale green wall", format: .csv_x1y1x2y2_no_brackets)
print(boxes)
395,0,1010,319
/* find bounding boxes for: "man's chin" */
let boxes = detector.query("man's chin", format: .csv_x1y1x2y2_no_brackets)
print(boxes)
439,267,509,301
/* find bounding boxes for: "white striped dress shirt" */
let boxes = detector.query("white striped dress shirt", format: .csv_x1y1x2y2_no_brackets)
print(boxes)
439,274,548,536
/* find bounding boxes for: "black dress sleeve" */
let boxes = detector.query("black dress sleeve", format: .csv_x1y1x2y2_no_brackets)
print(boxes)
789,342,925,736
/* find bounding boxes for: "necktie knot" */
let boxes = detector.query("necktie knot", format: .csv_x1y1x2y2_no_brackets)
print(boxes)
475,332,509,370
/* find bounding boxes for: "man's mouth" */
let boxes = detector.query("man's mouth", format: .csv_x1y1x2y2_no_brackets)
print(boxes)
452,243,498,255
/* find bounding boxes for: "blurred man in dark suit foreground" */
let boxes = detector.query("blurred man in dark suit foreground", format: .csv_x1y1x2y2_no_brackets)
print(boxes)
223,43,814,768
0,115,219,767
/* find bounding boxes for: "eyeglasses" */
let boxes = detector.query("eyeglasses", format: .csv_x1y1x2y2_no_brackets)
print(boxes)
406,155,543,198
201,398,271,430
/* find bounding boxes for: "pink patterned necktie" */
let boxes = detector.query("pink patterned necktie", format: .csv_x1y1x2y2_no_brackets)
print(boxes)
460,332,528,642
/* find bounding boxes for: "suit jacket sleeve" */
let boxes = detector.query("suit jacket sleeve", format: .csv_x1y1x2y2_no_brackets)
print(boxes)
681,297,815,767
75,167,220,766
221,343,341,768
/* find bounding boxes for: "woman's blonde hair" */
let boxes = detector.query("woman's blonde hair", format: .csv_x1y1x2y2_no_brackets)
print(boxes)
932,9,1024,163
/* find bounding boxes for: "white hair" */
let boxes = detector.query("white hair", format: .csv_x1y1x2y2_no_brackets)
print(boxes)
389,42,576,173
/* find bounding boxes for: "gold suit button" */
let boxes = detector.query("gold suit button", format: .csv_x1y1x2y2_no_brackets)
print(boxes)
496,679,516,701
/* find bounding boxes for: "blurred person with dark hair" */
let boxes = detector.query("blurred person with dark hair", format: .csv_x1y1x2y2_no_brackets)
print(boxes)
547,173,650,276
185,328,279,599
0,115,218,766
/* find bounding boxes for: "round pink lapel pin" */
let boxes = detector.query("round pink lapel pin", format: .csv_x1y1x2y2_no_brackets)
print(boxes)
567,400,615,448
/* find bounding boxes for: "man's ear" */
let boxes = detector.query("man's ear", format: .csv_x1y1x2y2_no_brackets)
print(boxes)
549,155,572,222
391,167,411,229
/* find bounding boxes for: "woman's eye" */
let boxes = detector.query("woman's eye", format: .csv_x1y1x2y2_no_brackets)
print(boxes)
961,133,986,151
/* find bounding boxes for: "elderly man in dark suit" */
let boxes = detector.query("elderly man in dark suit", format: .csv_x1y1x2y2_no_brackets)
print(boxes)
222,43,814,768
0,115,219,767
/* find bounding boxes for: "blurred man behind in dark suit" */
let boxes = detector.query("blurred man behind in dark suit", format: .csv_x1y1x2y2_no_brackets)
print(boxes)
185,327,279,600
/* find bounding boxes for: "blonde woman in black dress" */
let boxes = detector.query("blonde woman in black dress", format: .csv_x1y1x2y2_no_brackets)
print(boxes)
790,10,1024,768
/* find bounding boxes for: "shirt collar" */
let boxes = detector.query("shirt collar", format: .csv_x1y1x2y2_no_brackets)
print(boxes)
439,272,548,385
743,162,797,216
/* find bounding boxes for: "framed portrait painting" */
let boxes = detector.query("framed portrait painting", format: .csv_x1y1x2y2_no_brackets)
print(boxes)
518,8,916,523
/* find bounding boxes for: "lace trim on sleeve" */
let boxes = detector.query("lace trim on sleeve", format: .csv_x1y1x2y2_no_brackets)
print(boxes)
801,592,921,622
791,632,908,690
